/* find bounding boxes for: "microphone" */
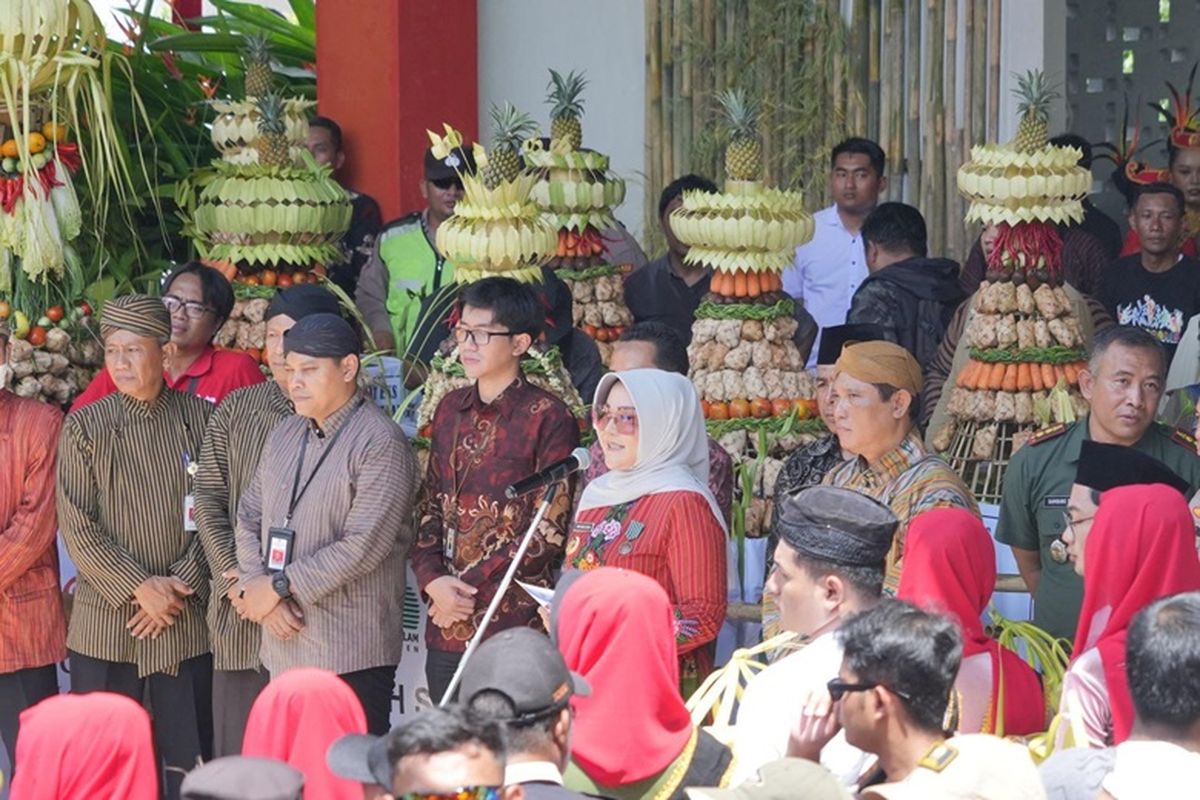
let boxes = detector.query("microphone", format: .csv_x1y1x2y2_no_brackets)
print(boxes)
505,447,592,499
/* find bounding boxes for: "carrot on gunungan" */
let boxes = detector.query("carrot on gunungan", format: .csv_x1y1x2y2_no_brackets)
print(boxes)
1040,363,1056,388
746,270,762,298
1030,361,1045,391
734,269,748,298
956,361,974,389
988,362,1007,390
1063,362,1081,385
1017,362,1034,391
1001,363,1019,392
1054,364,1068,386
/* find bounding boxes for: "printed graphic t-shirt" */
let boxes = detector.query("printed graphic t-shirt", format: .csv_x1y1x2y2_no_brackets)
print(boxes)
1102,254,1200,368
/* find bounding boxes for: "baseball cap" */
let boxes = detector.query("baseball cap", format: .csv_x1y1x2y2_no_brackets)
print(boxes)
327,732,393,790
687,758,852,800
424,141,476,182
180,756,304,800
863,735,1044,800
459,627,590,722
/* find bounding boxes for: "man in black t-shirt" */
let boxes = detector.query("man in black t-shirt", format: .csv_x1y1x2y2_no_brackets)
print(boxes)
1102,182,1200,368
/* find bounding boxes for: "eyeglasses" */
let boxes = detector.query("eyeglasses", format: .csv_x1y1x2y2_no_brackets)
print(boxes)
430,176,464,191
452,326,514,347
594,405,639,434
399,787,499,800
162,295,214,320
1061,510,1095,535
827,677,911,702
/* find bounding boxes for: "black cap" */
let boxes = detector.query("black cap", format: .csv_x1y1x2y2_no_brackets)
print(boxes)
180,757,304,800
817,323,886,366
772,485,897,567
424,142,477,181
1075,440,1190,496
459,628,590,722
266,284,342,322
327,732,391,790
283,312,361,359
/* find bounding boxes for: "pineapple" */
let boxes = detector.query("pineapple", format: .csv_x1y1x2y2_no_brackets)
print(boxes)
242,34,274,98
717,89,762,181
481,102,537,189
254,93,290,168
547,69,587,151
1011,70,1059,153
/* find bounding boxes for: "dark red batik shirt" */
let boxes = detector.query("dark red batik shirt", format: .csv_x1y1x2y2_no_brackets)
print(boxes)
411,376,580,653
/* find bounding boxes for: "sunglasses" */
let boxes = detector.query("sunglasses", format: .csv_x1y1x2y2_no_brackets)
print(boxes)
593,405,638,434
826,677,911,702
430,176,464,191
399,787,499,800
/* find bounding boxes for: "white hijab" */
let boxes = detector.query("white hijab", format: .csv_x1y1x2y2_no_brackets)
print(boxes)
578,368,727,533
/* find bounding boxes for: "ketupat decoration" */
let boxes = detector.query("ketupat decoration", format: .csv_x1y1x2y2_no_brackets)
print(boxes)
432,123,559,284
670,87,820,540
186,41,352,272
524,68,632,360
928,69,1091,503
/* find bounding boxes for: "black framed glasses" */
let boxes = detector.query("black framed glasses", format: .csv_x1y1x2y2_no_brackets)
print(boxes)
430,176,464,191
452,326,514,347
827,677,911,702
399,787,499,800
1060,510,1095,535
162,295,214,320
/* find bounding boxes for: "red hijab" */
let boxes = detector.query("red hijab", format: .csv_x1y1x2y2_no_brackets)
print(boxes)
10,692,158,800
1071,483,1200,743
555,568,694,785
241,668,368,800
897,508,1045,735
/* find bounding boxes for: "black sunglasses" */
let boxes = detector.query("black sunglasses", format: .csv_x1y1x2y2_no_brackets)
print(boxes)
430,176,464,191
827,677,911,702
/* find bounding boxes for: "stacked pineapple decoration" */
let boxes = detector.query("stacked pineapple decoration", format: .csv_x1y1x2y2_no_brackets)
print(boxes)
524,69,632,363
672,89,820,539
188,35,352,364
928,70,1092,503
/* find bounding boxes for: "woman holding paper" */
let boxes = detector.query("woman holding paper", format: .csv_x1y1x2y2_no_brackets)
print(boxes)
564,369,727,689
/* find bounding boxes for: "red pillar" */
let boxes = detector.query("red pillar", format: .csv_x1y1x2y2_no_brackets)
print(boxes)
316,1,478,222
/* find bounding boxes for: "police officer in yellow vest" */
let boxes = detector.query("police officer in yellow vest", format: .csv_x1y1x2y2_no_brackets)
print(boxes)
356,140,476,354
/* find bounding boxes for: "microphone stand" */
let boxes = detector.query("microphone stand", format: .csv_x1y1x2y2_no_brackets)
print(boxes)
438,481,560,707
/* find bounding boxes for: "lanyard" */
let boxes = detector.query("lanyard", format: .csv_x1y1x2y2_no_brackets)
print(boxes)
285,399,364,525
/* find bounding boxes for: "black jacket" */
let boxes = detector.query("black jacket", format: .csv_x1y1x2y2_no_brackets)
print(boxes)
847,256,966,366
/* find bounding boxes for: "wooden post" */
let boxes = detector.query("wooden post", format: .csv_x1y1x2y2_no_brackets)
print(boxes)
904,0,921,211
646,0,663,240
923,0,945,254
988,0,1002,142
945,0,961,258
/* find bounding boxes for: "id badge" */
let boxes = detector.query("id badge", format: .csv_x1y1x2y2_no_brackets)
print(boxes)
267,527,296,573
184,495,198,532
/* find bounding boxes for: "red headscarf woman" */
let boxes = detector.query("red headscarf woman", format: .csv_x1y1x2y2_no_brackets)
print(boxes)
241,668,368,800
552,568,734,799
10,692,158,800
1060,484,1200,747
897,508,1046,736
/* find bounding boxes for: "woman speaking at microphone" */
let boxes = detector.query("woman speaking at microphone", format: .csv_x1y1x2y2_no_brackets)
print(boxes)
565,369,727,690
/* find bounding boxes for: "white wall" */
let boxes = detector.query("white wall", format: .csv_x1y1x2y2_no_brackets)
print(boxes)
1000,0,1069,141
477,0,647,244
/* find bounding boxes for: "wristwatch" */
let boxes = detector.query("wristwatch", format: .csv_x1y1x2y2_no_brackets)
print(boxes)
271,571,292,599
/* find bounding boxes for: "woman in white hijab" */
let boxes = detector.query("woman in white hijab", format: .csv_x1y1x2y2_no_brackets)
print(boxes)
565,368,727,690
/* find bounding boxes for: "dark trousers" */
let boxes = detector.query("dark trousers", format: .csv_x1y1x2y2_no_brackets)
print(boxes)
212,667,268,757
70,651,213,800
0,664,59,775
339,665,396,736
424,649,462,706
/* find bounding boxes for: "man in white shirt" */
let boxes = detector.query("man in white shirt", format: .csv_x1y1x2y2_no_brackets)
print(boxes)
783,138,888,367
731,485,896,786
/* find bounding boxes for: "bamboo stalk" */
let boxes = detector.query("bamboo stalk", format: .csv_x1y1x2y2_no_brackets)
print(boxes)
923,0,945,255
646,0,663,242
660,0,674,184
988,0,1001,142
867,0,881,135
885,0,904,197
831,0,846,135
945,0,961,258
675,0,691,178
904,0,921,209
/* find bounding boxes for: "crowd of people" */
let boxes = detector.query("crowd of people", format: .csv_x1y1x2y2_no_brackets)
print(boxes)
3,104,1200,800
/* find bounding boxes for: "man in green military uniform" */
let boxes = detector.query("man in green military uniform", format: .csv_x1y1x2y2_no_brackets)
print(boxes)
997,326,1200,641
355,139,476,354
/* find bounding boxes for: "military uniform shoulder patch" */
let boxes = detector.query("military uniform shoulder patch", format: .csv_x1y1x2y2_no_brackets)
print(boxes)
1028,423,1068,446
1169,427,1197,451
917,741,959,773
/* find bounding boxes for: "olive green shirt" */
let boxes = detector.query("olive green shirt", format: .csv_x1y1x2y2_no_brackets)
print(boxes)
996,417,1200,640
